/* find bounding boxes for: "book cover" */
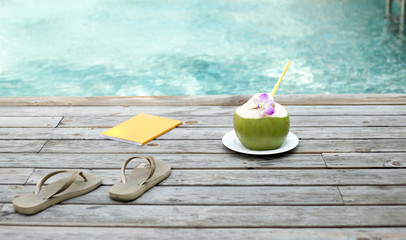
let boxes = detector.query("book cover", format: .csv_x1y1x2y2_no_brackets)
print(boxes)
101,113,182,145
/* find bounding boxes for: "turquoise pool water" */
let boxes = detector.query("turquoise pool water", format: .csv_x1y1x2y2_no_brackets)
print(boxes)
0,0,405,96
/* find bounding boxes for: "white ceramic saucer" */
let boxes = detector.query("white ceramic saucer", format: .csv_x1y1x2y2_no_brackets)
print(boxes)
222,130,299,155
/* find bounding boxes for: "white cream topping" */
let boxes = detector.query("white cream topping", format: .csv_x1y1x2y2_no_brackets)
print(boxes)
235,93,288,119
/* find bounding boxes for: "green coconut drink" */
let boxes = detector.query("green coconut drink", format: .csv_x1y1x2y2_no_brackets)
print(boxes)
233,61,290,150
234,94,289,150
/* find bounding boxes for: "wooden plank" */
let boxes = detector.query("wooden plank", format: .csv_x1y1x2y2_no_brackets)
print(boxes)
3,127,406,140
0,128,102,140
339,186,406,205
26,169,406,186
292,127,406,139
293,139,406,153
1,185,24,203
0,117,62,128
291,115,406,127
0,106,235,117
59,116,236,128
0,168,34,185
1,105,406,117
323,153,406,168
0,140,46,153
1,94,405,106
1,204,406,227
59,115,406,128
39,139,229,154
39,139,406,154
0,95,248,106
1,227,406,240
2,185,342,205
0,153,325,169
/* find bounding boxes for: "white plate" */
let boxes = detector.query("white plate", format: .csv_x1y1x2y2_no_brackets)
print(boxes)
222,130,299,155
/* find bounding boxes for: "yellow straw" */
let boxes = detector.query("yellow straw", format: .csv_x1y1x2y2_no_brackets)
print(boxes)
270,60,290,96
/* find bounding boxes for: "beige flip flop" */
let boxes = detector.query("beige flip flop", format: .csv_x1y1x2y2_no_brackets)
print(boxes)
13,170,102,215
109,156,171,202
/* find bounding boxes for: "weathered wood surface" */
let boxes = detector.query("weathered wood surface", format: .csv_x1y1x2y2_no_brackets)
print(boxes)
0,153,325,169
0,117,62,128
2,152,404,169
339,186,406,205
59,115,406,128
0,168,33,184
1,94,406,239
0,185,343,205
2,127,406,140
1,204,406,227
324,153,406,168
0,140,46,153
39,139,406,153
25,169,406,186
1,227,406,240
1,93,406,105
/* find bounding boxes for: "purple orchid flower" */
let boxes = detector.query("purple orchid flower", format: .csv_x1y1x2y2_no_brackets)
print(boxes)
253,93,275,117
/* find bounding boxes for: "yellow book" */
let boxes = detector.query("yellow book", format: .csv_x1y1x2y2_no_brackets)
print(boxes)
101,113,182,145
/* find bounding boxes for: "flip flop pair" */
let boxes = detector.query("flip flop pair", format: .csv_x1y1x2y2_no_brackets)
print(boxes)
13,156,171,215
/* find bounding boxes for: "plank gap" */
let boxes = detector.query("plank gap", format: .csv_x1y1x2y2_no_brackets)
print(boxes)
55,116,64,128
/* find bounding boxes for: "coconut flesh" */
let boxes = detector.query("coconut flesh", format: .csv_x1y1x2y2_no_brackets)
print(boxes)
233,93,290,150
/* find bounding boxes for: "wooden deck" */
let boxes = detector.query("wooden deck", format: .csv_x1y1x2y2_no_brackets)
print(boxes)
1,94,406,239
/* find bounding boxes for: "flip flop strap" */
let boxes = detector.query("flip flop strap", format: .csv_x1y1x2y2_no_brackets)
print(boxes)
121,156,156,185
34,170,87,199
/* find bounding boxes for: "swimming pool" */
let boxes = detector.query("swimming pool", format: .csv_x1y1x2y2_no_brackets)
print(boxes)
0,0,405,96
